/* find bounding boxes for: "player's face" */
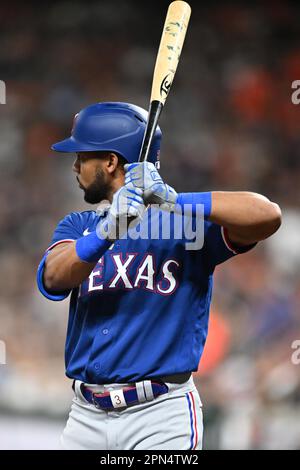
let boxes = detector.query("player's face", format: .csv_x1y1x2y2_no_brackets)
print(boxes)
73,152,112,204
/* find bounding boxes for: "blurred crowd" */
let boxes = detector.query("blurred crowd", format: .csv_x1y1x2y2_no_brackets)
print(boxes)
0,0,300,449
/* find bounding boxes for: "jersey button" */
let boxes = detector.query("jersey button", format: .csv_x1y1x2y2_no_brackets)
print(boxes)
102,328,109,335
94,363,100,370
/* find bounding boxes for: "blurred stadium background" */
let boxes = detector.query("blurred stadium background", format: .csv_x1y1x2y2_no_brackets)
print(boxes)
0,0,300,450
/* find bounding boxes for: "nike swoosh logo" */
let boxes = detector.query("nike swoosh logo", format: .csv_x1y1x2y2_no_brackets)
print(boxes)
83,228,114,250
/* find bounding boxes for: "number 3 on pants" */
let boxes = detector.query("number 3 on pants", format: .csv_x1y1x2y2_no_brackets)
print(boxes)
110,389,127,408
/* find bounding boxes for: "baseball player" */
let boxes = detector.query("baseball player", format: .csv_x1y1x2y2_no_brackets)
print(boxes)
37,102,281,450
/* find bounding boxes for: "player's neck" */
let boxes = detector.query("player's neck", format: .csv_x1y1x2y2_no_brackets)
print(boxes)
109,176,125,202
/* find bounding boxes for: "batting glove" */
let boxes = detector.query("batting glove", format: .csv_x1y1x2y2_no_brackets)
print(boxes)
124,162,178,211
97,186,146,241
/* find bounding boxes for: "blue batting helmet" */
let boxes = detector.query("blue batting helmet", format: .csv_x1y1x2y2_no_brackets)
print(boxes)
51,102,162,165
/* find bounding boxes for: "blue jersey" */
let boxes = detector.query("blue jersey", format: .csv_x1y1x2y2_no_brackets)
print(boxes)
37,208,254,384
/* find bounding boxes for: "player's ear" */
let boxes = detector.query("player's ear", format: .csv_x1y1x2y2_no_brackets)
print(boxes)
106,152,119,174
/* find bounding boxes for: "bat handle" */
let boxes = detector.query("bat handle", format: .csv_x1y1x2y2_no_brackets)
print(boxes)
138,100,163,162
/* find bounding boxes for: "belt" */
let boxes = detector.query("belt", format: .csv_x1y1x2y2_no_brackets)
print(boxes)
159,372,191,384
77,380,169,411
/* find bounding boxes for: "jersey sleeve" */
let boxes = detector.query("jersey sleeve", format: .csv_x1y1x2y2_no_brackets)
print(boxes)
203,221,257,272
47,212,86,250
37,212,86,301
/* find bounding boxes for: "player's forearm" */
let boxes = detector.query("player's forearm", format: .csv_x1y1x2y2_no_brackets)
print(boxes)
209,191,282,244
44,231,112,291
43,242,97,291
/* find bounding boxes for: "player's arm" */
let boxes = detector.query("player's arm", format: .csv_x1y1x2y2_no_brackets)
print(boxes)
43,241,99,291
177,190,281,245
208,191,281,245
124,163,282,246
42,186,145,293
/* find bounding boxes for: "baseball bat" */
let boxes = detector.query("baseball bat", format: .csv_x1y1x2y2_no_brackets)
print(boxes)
138,1,191,164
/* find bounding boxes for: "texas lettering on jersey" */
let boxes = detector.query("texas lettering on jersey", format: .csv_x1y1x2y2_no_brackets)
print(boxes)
80,253,180,296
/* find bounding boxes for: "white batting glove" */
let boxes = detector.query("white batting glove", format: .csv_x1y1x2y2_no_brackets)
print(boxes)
97,186,146,241
124,162,178,211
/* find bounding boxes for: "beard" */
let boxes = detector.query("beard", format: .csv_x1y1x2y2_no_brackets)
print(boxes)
80,169,111,204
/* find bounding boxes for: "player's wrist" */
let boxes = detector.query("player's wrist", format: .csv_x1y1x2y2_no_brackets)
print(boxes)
176,192,212,219
75,230,112,263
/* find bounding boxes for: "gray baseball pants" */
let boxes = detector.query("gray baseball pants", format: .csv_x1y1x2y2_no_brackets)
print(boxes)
61,375,203,450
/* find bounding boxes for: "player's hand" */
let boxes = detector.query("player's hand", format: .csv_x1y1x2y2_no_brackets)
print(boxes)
97,186,146,241
124,162,178,211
